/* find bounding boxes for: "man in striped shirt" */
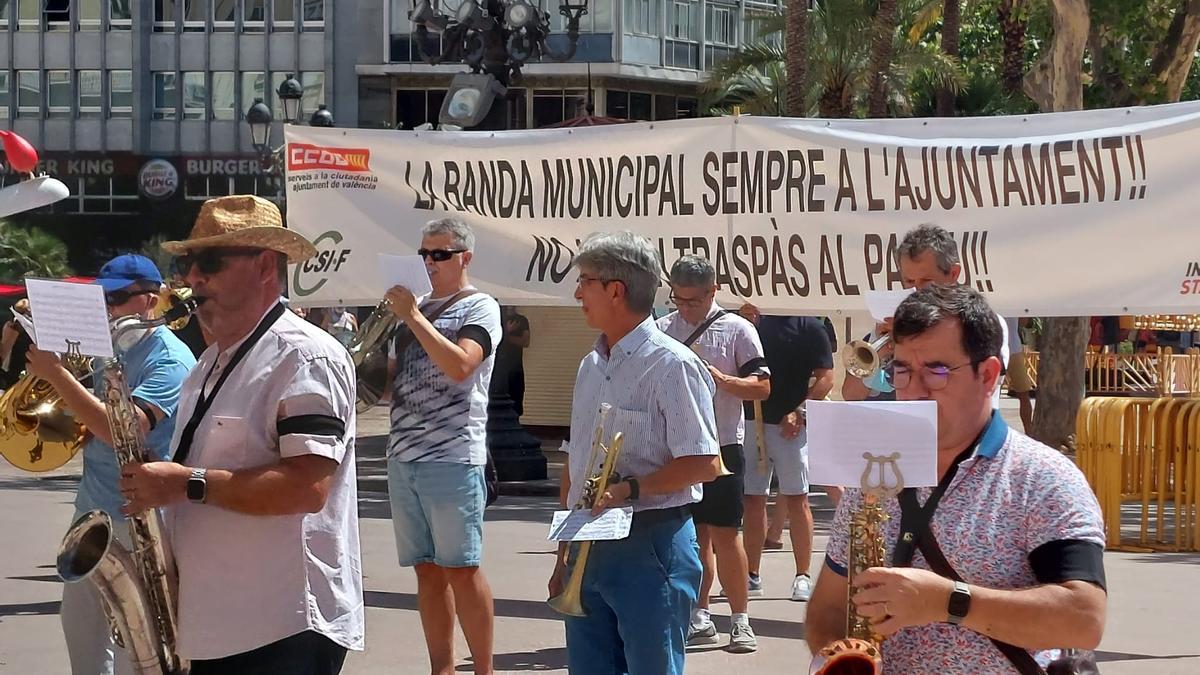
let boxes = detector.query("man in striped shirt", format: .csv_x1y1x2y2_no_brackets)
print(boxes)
549,232,722,675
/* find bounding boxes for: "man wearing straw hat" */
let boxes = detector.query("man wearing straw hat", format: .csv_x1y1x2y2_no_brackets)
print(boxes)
119,195,364,674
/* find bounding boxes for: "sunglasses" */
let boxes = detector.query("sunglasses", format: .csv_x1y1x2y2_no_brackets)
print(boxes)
417,248,467,262
105,289,156,306
175,247,265,275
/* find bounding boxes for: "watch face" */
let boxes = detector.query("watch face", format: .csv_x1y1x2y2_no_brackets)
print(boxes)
949,589,971,618
186,477,205,502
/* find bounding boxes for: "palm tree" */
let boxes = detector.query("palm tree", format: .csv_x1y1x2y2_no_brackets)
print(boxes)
937,0,961,115
0,222,73,282
786,0,810,116
702,1,963,119
867,0,901,116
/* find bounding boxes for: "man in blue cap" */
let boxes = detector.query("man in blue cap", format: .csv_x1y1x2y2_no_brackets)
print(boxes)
25,253,196,675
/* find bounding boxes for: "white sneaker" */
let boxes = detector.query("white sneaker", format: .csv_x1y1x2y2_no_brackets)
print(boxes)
791,574,813,602
687,619,719,645
727,622,758,653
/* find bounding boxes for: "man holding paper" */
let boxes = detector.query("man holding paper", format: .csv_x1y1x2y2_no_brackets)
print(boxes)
23,255,195,675
807,284,1106,674
550,232,721,675
383,217,501,675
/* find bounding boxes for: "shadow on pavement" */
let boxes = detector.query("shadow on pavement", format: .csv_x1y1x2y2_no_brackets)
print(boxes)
1096,650,1200,663
456,648,568,672
0,599,60,617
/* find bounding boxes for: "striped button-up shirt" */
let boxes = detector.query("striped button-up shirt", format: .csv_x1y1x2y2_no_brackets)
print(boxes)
568,316,720,511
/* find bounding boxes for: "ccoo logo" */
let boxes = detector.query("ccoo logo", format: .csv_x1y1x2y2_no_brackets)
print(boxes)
286,143,371,172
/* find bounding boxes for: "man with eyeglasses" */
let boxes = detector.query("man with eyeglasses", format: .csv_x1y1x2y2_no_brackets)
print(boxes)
655,255,768,653
118,196,364,673
23,253,195,675
807,284,1106,674
382,217,501,675
842,224,1009,408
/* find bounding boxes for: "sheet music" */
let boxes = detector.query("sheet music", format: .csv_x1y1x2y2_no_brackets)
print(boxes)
806,400,938,488
24,278,113,358
865,288,916,322
377,253,433,298
548,507,633,542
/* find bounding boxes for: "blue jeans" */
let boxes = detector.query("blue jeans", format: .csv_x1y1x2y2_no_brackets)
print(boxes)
387,459,486,567
564,509,701,675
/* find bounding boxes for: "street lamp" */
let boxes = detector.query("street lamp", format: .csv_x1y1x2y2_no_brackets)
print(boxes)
277,73,304,124
309,104,335,127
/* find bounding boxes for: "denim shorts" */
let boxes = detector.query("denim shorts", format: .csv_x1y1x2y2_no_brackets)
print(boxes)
387,459,486,568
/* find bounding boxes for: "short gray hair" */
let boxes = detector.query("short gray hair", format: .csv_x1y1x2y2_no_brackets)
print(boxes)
669,255,715,288
574,231,662,314
897,223,960,274
422,217,475,251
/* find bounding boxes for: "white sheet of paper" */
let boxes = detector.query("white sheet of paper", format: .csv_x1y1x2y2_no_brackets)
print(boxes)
377,254,432,298
806,400,938,489
13,312,36,341
24,278,113,358
548,507,634,542
866,288,916,322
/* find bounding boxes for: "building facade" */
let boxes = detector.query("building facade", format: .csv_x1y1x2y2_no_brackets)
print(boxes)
0,0,358,268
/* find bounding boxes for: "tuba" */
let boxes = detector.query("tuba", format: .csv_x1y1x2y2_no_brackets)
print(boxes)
548,403,625,617
0,300,91,472
56,297,199,675
810,452,904,675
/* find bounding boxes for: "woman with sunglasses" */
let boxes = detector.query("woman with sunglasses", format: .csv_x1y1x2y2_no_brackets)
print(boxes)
23,254,196,675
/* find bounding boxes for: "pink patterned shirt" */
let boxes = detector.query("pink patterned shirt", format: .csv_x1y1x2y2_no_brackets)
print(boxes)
825,413,1105,673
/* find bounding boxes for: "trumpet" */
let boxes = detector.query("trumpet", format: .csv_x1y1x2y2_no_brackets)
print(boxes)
842,334,891,380
548,403,625,617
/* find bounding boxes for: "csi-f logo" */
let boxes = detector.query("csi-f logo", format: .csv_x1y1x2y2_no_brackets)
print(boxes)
292,230,352,296
286,143,371,172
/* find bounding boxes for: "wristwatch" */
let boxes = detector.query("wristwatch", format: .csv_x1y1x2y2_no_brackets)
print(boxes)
625,477,640,502
946,580,972,625
186,468,208,504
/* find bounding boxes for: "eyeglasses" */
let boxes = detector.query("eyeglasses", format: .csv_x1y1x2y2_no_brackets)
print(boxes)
105,289,155,306
417,248,467,262
576,274,615,287
669,292,710,309
891,361,980,391
175,247,265,275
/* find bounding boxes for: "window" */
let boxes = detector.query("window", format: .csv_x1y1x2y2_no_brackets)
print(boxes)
623,0,659,36
45,0,71,30
0,2,8,27
0,73,9,120
17,0,39,30
301,71,325,117
60,176,140,214
212,71,236,120
110,70,133,117
394,88,447,130
743,8,779,47
302,0,323,26
110,0,132,27
154,72,178,119
17,71,40,117
184,0,205,30
242,71,266,111
243,0,266,31
705,4,735,46
186,175,235,200
48,71,72,118
271,71,288,119
79,70,103,117
532,89,588,128
80,0,104,29
669,0,696,40
183,72,207,119
213,0,236,29
155,0,176,30
273,0,294,29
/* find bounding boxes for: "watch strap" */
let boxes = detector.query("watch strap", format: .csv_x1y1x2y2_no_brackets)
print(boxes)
626,477,640,502
947,580,971,624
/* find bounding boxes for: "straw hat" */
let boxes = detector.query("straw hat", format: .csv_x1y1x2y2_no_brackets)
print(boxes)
161,195,317,263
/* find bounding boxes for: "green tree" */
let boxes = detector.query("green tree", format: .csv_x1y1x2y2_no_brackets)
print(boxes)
0,221,73,282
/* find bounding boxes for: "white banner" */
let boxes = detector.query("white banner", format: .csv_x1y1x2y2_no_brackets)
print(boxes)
284,102,1200,316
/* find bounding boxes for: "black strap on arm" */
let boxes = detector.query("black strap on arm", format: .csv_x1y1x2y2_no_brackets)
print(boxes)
681,309,729,348
892,448,1048,675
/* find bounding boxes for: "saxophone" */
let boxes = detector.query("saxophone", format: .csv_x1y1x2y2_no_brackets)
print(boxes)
811,452,905,675
56,298,199,675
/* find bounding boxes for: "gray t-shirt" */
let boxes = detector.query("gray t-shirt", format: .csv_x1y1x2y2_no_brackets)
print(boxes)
387,292,502,465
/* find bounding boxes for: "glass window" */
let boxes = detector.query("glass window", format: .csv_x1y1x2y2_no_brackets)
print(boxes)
110,70,133,117
623,0,659,36
705,4,735,46
212,71,236,120
154,71,178,119
592,0,613,32
212,0,236,28
532,89,588,128
79,70,103,117
274,0,294,28
17,0,39,30
303,0,323,24
0,2,7,26
244,0,266,30
155,0,176,28
110,0,132,25
669,0,695,40
607,90,628,119
184,0,205,30
45,0,71,29
629,91,652,120
183,72,206,119
48,71,72,118
242,71,266,112
79,0,103,28
17,71,40,117
301,71,324,118
0,73,9,120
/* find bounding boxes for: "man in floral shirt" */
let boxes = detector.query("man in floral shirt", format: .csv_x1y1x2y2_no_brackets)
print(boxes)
806,284,1107,673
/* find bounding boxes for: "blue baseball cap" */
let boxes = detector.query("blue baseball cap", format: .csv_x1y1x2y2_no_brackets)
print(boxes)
95,254,164,293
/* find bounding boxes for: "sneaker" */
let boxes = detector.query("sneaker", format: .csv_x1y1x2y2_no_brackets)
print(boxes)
791,574,813,602
727,622,758,653
687,620,719,645
763,539,784,550
748,573,764,598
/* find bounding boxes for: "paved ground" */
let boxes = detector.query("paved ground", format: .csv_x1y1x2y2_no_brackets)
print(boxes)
2,400,1199,674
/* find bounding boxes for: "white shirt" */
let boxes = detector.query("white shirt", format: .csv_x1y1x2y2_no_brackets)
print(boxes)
657,304,769,446
568,317,720,511
167,305,364,659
